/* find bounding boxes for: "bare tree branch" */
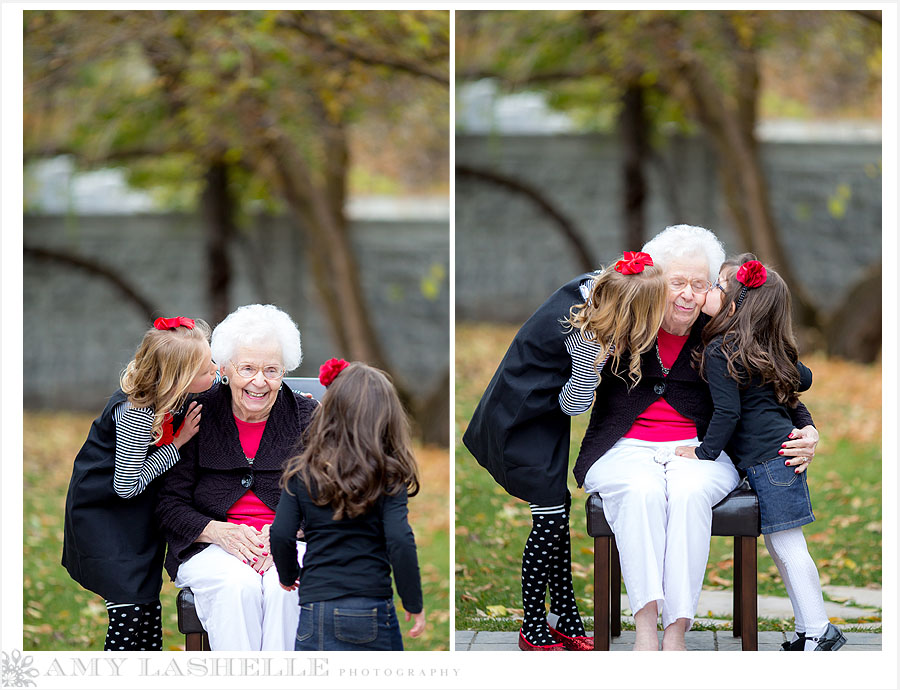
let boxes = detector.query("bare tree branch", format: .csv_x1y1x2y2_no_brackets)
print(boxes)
281,14,449,87
456,163,595,272
24,244,157,320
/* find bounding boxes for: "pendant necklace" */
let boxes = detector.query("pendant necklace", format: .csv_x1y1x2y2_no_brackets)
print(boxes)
656,343,671,377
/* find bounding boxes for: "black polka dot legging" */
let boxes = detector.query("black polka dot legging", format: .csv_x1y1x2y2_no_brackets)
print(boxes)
103,600,163,651
520,500,586,646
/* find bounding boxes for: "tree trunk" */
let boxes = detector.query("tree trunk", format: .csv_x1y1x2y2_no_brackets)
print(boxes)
672,38,823,330
201,159,235,325
618,83,648,250
825,262,881,363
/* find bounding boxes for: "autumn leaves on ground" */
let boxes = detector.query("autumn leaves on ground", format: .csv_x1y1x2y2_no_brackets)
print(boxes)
23,416,449,651
455,323,882,632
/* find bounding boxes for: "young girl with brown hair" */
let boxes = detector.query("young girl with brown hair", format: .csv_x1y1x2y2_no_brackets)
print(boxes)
464,252,667,650
63,317,217,650
675,259,845,651
270,359,425,650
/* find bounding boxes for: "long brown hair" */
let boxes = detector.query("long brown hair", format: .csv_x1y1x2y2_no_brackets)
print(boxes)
120,319,212,442
281,362,420,520
565,263,667,387
699,260,802,406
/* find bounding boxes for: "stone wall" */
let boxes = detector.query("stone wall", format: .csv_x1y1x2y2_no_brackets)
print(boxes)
456,133,881,323
24,214,449,410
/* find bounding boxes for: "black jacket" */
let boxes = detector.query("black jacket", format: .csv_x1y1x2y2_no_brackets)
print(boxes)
572,317,815,485
462,274,592,505
156,382,317,580
62,390,186,603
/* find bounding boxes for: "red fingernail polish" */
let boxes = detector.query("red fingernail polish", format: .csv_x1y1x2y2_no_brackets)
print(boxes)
259,544,264,548
785,461,790,466
262,552,268,556
243,560,247,564
253,557,258,561
781,443,786,448
778,450,784,455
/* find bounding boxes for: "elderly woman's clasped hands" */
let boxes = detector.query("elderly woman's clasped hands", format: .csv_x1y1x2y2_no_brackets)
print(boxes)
205,521,274,572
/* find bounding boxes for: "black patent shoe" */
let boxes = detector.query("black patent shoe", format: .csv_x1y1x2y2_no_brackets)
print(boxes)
780,633,805,651
808,623,846,651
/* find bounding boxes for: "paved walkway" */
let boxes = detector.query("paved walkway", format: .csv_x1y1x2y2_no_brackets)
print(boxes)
457,585,882,651
456,629,882,651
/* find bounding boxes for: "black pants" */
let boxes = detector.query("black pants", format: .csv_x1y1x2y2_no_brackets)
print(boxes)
520,495,585,644
103,600,163,651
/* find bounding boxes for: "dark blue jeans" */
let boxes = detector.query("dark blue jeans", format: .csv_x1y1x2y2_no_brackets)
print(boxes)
294,596,404,651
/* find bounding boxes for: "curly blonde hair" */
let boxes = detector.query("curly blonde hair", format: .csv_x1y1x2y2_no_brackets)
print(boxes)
565,263,667,387
120,319,211,443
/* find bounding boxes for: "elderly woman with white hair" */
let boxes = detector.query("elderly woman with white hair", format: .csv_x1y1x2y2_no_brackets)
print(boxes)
570,225,819,650
157,304,317,650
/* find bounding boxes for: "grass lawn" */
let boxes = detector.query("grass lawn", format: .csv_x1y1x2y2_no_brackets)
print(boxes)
455,323,882,632
23,413,449,651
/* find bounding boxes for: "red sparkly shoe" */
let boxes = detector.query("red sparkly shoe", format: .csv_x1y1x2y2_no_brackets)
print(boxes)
518,630,564,651
548,623,594,651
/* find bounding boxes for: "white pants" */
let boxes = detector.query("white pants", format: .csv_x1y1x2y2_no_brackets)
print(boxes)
583,437,739,629
175,542,306,651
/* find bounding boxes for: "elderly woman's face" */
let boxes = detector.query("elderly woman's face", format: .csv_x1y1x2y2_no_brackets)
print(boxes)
662,255,711,335
225,344,285,422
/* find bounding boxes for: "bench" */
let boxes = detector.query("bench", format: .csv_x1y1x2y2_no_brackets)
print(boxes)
586,479,761,650
176,376,325,651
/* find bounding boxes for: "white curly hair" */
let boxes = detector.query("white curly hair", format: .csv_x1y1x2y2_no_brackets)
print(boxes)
641,224,726,283
210,304,302,372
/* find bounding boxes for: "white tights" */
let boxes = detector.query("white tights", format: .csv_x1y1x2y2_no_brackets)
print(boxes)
764,527,829,639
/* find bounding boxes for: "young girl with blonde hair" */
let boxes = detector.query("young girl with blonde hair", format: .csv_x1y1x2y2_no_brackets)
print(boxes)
63,317,217,650
271,359,425,650
464,252,667,650
675,258,845,651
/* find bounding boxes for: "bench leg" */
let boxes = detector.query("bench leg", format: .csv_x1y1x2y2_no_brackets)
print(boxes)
733,536,742,637
185,632,205,651
593,536,610,650
610,537,621,638
739,535,758,651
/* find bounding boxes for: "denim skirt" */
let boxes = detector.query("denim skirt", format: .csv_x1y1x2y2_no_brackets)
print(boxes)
295,596,403,651
745,456,816,535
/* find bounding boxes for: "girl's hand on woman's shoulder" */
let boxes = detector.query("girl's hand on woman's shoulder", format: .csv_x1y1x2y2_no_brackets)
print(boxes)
173,401,202,450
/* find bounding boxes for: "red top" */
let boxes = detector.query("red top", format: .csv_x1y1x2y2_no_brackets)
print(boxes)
623,328,697,441
227,416,275,531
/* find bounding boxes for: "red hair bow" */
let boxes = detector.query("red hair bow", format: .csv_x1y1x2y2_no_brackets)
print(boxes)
614,251,654,275
735,261,767,288
154,316,195,331
319,358,349,387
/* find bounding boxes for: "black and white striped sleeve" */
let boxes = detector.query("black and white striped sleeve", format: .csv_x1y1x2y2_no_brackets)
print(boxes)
559,332,611,416
112,403,181,499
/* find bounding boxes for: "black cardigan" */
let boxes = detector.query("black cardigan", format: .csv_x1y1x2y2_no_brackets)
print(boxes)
156,381,317,580
572,317,815,485
462,274,593,505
